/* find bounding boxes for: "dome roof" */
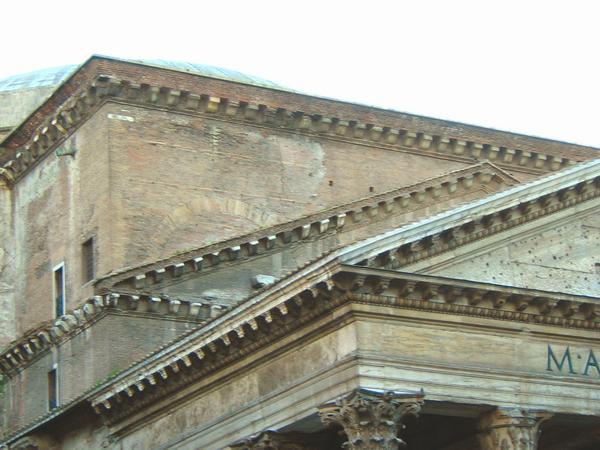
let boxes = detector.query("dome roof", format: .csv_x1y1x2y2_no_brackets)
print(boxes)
123,58,286,89
0,58,287,93
0,65,78,92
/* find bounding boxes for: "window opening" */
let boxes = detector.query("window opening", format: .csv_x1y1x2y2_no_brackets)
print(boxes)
48,365,58,410
53,264,65,318
82,238,95,283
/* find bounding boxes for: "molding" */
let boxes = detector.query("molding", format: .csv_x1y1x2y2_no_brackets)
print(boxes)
88,267,600,425
98,163,514,291
358,176,600,271
0,292,217,377
340,160,600,269
0,74,585,186
408,195,600,274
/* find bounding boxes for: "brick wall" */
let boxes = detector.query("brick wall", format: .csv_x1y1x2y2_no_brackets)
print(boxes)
2,312,198,432
104,102,468,268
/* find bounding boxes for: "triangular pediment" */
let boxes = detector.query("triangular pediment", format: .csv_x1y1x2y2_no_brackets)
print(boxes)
338,158,600,297
409,202,600,296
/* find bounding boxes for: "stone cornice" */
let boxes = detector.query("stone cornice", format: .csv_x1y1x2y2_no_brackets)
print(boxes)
0,292,219,377
88,266,600,426
0,72,589,186
99,163,513,291
355,172,600,271
341,266,600,327
341,158,600,268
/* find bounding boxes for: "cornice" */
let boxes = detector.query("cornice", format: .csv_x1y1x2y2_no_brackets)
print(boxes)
351,172,600,271
88,267,600,426
0,74,586,187
0,292,218,377
98,163,513,291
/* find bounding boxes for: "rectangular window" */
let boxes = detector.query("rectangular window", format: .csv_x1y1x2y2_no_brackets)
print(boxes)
53,264,65,318
48,365,58,410
82,238,95,283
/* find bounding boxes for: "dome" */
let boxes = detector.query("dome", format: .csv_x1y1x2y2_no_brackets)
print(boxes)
0,58,287,93
121,58,287,90
0,65,79,92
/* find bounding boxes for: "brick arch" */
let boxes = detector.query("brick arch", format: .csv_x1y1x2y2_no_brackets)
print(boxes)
163,196,279,230
150,194,281,259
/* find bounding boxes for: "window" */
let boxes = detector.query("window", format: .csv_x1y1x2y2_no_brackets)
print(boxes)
82,238,95,283
53,263,65,318
48,365,59,410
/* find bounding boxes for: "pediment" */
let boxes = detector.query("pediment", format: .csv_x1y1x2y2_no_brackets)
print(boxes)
339,159,600,297
410,203,600,296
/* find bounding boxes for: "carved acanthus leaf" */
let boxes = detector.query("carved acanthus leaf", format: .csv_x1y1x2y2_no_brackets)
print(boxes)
318,388,424,449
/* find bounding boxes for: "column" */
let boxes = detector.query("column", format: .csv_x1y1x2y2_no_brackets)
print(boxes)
318,388,425,449
477,408,552,450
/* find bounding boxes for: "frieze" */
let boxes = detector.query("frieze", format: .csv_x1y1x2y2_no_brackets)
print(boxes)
547,345,600,377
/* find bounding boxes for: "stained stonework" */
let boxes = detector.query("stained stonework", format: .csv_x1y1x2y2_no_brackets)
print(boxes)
477,409,551,450
318,389,424,449
419,207,600,296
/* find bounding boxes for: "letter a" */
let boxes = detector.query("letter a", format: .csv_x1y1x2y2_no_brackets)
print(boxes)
583,350,600,376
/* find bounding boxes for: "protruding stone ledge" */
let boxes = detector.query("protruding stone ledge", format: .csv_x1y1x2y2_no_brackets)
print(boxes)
354,174,600,271
99,163,511,291
318,388,425,449
0,292,220,377
1,73,580,185
336,268,600,329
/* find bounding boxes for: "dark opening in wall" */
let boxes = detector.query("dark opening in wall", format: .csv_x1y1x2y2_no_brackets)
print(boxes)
48,366,58,410
82,237,95,283
53,265,65,318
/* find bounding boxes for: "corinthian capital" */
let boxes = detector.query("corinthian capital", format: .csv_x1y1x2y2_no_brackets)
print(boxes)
477,408,552,450
318,388,425,449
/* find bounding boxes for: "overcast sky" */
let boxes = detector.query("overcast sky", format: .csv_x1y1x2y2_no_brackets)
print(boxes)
2,1,599,148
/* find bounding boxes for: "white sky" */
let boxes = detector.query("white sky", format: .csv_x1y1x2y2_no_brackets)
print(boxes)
2,0,600,148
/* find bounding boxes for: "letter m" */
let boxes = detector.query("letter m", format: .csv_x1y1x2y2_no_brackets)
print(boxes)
547,345,576,374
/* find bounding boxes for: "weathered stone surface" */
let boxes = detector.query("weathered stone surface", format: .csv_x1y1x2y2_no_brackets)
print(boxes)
423,206,600,296
477,408,551,450
318,388,424,449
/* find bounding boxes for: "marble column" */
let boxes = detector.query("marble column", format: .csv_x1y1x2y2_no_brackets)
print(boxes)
318,388,425,449
477,408,552,450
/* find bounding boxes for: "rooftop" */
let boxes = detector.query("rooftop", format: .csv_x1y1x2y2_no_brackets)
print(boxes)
0,58,286,93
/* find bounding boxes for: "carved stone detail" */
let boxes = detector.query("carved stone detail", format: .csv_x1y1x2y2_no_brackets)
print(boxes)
477,408,552,450
318,388,425,449
228,430,318,450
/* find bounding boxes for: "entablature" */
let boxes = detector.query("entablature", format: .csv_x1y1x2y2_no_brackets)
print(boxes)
88,263,600,425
